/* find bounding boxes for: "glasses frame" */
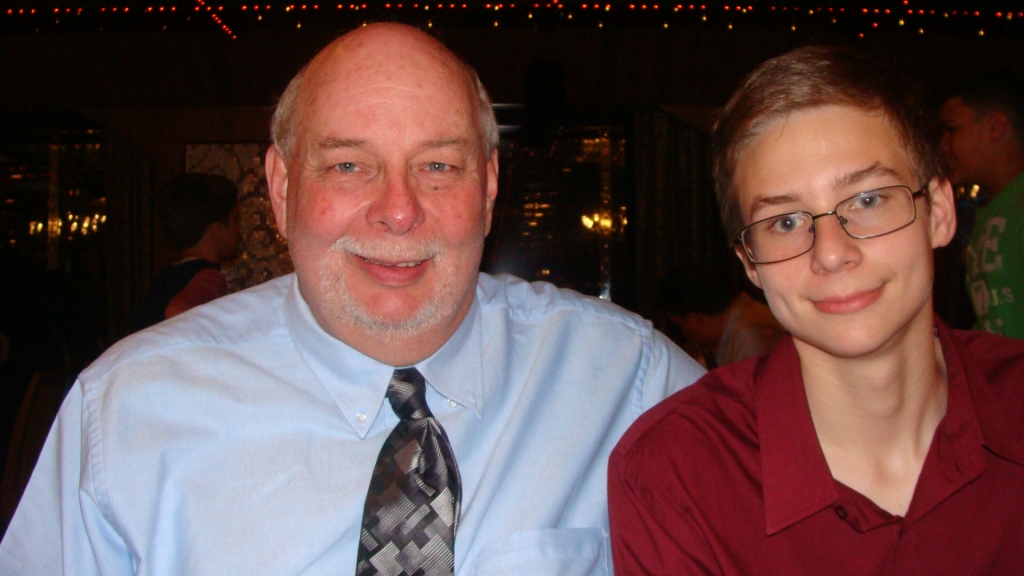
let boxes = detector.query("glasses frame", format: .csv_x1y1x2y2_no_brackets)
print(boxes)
735,185,928,265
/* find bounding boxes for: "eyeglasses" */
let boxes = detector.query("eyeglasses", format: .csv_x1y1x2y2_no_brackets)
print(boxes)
735,185,927,265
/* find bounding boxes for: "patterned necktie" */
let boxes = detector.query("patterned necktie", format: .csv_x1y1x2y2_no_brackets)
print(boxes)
356,368,462,576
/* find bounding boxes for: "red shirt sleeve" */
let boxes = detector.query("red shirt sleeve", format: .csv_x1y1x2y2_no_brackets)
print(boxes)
165,268,228,318
608,436,722,575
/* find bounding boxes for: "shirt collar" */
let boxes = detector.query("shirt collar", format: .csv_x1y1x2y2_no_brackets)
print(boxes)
755,336,840,536
283,275,485,438
936,321,1024,467
417,291,485,421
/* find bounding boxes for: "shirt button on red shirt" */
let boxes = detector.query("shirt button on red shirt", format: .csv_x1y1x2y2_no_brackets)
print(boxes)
835,505,849,520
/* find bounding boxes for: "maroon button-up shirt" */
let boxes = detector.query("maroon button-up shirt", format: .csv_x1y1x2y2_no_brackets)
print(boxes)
609,322,1024,575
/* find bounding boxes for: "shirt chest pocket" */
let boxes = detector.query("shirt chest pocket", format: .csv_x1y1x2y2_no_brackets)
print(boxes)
472,527,610,576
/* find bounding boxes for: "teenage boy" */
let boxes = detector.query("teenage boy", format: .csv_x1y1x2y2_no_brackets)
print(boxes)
609,46,1024,575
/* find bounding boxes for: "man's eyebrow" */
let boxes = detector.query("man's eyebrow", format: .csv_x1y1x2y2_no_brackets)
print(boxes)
831,162,903,190
315,137,471,151
317,137,367,150
421,137,470,149
749,194,801,220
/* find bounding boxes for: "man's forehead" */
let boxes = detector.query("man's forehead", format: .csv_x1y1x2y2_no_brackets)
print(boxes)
286,24,483,154
939,97,977,121
304,42,475,117
315,76,468,106
302,78,477,138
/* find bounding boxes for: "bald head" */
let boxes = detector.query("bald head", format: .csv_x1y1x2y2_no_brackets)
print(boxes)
264,23,501,365
272,24,498,164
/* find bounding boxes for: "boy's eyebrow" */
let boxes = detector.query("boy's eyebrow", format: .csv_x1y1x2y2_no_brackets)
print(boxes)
831,162,903,190
749,194,800,221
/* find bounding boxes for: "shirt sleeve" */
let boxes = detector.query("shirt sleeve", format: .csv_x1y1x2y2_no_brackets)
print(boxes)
640,330,706,412
608,442,721,575
0,382,134,575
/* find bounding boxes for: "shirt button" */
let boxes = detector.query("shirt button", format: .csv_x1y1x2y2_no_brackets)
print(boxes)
467,393,476,404
447,399,457,408
356,412,367,423
835,505,849,520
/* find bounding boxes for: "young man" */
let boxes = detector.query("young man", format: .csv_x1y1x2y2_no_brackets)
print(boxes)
938,71,1024,337
134,173,241,331
609,46,1024,574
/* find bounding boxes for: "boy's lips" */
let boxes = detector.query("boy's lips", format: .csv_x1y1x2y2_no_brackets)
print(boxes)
811,286,883,314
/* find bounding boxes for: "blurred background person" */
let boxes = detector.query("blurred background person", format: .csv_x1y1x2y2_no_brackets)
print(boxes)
656,260,784,369
939,70,1024,337
133,173,241,331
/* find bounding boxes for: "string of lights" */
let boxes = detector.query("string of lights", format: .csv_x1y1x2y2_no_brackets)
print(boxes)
3,1,1022,39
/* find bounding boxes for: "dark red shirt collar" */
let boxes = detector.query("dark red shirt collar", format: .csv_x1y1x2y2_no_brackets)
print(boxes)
755,321,1024,536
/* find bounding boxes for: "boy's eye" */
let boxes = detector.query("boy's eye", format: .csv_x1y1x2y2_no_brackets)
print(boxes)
851,191,886,210
768,213,809,233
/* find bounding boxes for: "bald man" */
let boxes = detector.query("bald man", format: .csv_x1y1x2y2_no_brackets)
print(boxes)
0,24,703,575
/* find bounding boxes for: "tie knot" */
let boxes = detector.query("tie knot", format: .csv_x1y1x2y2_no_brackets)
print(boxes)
387,368,433,421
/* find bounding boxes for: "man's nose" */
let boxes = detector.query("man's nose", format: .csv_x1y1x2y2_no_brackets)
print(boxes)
367,171,423,235
810,214,861,274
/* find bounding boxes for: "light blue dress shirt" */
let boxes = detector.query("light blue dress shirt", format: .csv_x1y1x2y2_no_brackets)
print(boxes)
1,273,703,575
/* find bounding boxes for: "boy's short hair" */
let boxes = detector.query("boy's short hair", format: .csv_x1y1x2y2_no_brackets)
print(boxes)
161,173,239,250
712,46,943,240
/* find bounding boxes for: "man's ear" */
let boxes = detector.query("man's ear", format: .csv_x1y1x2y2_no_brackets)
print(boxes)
927,176,957,249
734,245,763,289
482,153,499,237
987,111,1011,143
265,144,290,239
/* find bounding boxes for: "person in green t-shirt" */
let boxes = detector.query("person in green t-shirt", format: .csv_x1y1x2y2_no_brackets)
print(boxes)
939,70,1024,338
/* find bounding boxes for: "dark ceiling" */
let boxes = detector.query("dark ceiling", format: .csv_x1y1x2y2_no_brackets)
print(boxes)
2,1,1022,111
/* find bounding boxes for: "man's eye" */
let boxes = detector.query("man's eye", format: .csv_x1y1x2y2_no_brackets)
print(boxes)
335,162,358,173
427,162,450,172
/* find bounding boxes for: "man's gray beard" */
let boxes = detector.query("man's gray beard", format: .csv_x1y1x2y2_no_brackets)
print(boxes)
318,236,465,341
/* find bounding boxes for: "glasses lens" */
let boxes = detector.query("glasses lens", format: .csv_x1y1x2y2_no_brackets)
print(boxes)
744,212,814,263
837,187,916,238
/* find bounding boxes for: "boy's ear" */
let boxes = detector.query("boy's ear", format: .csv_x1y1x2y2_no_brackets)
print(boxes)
927,176,957,250
734,245,763,289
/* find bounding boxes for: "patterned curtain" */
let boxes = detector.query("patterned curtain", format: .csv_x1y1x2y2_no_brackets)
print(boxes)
630,107,731,321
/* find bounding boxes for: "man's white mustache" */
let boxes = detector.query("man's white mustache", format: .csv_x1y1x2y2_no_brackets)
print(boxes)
328,237,446,263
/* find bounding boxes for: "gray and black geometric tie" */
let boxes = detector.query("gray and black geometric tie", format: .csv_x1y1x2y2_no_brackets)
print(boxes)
356,368,462,576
